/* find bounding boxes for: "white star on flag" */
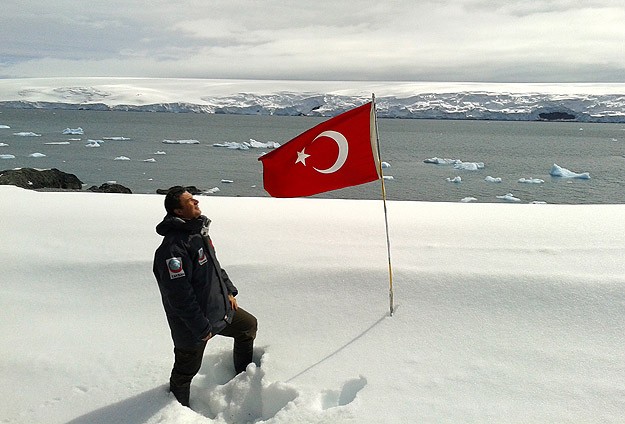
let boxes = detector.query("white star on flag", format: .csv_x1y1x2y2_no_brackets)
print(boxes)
295,148,310,166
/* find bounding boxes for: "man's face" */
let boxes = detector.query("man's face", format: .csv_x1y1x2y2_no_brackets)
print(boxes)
175,191,201,220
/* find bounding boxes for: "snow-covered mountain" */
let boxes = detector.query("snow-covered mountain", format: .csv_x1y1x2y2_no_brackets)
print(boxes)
1,78,624,122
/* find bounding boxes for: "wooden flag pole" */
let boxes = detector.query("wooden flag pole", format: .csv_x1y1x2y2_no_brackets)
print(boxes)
372,94,394,316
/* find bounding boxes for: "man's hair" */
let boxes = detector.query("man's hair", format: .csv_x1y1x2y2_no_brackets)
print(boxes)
164,186,188,215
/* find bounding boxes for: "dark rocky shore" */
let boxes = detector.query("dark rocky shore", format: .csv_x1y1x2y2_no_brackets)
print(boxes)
0,168,205,195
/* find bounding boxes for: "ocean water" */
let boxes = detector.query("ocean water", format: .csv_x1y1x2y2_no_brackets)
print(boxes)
1,108,625,204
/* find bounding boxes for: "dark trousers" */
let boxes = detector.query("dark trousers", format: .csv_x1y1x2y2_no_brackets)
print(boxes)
169,307,257,406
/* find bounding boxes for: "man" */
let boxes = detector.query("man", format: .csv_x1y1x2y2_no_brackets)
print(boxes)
153,186,258,407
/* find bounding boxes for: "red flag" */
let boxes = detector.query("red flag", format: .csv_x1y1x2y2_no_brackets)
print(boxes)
258,102,381,197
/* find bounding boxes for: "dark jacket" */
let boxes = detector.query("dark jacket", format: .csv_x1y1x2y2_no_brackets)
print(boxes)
153,214,237,348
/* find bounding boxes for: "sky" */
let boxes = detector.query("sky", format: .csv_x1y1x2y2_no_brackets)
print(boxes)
1,0,625,83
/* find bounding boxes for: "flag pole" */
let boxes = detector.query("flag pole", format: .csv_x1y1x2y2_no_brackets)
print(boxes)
372,94,394,316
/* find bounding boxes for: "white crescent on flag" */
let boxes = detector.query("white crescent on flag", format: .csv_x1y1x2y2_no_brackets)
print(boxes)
311,130,349,174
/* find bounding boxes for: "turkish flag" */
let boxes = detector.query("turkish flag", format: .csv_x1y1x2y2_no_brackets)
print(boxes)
258,102,381,197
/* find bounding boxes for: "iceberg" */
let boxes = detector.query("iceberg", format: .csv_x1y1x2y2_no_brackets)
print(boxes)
162,139,200,144
424,157,483,170
460,196,478,202
518,178,545,184
62,127,84,135
1,154,16,159
213,139,280,150
114,156,131,161
446,176,462,183
454,161,484,171
13,132,41,137
28,153,46,158
549,164,590,179
497,193,521,202
485,176,502,183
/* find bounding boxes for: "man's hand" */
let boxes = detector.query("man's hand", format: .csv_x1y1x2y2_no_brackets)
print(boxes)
228,294,238,311
202,332,213,342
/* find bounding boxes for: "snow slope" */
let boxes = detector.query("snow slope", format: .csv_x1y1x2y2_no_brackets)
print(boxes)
1,185,625,423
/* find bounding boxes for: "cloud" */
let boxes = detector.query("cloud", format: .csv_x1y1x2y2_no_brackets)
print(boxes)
1,0,624,82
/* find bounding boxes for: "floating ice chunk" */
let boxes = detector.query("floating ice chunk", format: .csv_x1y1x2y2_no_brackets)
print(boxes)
381,161,391,169
85,141,100,147
383,175,394,180
213,141,249,150
143,158,156,163
214,139,280,150
497,193,521,202
446,176,461,183
424,157,462,165
163,139,200,144
1,154,16,159
248,139,280,149
28,153,46,158
0,143,8,147
114,156,131,161
221,179,234,183
530,200,548,204
103,136,130,141
45,141,70,145
461,197,478,202
14,132,41,137
62,127,84,135
154,151,166,155
0,125,10,129
454,161,484,171
485,176,502,183
549,164,590,179
203,187,220,194
518,177,544,184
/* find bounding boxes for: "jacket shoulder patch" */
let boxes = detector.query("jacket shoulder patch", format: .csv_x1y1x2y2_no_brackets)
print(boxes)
166,257,185,279
198,248,208,265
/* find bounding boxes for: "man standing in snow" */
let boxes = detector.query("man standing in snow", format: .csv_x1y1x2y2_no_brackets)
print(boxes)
153,186,258,407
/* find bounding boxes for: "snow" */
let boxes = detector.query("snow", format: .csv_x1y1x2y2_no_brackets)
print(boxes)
1,78,625,122
2,185,625,423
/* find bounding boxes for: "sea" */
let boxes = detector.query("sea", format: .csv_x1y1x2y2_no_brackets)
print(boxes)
2,107,625,204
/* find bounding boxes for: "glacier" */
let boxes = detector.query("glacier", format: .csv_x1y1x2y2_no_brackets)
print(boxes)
0,78,624,122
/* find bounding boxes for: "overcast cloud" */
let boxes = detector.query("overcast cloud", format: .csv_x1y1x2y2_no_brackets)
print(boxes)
1,0,624,82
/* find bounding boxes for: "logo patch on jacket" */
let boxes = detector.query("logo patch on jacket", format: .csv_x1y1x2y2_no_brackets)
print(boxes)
198,248,208,265
166,257,185,279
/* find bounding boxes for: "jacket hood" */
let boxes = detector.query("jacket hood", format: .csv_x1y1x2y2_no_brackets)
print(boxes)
156,214,210,236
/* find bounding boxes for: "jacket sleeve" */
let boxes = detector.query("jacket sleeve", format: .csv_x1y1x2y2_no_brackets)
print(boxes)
220,268,238,297
155,245,213,340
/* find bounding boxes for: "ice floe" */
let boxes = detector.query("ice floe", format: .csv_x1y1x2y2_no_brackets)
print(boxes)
213,139,280,150
518,178,545,184
549,164,590,179
62,127,84,135
13,132,41,137
163,139,200,144
497,193,521,202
